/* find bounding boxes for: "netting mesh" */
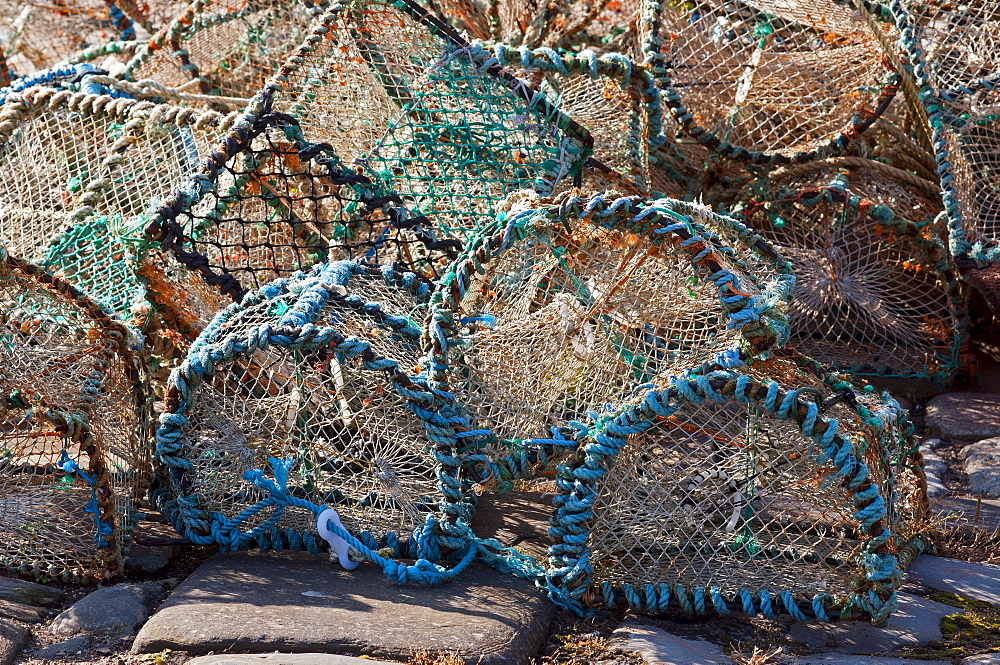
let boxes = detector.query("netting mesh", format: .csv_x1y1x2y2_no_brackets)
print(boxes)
547,352,925,621
425,192,792,460
154,261,458,550
140,99,455,339
122,0,321,104
736,167,965,380
0,251,151,580
0,0,132,76
654,0,898,163
0,87,234,318
269,0,592,241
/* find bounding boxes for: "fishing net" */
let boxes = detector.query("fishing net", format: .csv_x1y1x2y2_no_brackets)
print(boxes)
0,0,135,76
121,0,323,106
137,90,458,348
544,349,927,622
892,0,1000,283
268,0,594,242
423,191,794,486
0,85,237,320
653,0,901,164
153,259,481,559
734,166,966,380
0,249,152,581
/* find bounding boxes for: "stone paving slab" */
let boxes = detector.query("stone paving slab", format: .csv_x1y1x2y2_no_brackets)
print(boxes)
133,552,554,665
51,583,160,638
612,622,732,665
778,654,950,665
961,655,1000,664
0,577,62,608
907,555,1000,605
787,593,953,653
186,655,399,665
926,393,1000,441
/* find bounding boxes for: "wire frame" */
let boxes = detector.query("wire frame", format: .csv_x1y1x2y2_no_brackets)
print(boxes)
736,166,966,381
423,191,794,480
137,89,458,345
545,350,926,622
154,260,474,554
0,250,152,581
267,0,594,243
0,86,240,320
0,0,135,76
651,0,900,164
121,0,324,105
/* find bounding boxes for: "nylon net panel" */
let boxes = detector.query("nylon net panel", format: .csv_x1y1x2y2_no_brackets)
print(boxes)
498,52,652,195
739,167,961,379
157,263,443,546
0,0,128,75
270,0,591,242
124,0,321,104
428,194,776,452
656,0,895,161
941,106,1000,254
0,255,150,580
580,355,920,615
117,0,189,34
0,90,229,319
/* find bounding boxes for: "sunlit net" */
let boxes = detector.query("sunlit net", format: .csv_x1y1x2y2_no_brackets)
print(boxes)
738,166,963,379
554,352,925,619
155,261,447,549
269,0,592,241
656,0,897,162
0,252,151,581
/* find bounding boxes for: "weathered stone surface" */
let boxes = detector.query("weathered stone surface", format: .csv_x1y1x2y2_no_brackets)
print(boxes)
921,439,950,499
50,583,160,637
907,555,1000,605
780,655,950,665
787,593,953,653
34,635,92,660
0,599,46,623
961,655,1000,665
0,617,29,665
612,622,732,665
125,545,175,575
926,393,1000,441
133,552,555,665
0,576,63,607
961,438,1000,497
186,655,399,665
471,491,553,562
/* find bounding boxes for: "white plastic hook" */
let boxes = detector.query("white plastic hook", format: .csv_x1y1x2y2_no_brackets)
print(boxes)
316,508,359,570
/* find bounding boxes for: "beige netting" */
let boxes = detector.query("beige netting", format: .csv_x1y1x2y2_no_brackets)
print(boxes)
122,0,321,106
0,0,130,75
155,262,450,550
425,192,784,453
738,167,963,379
0,252,151,581
268,0,592,241
656,0,897,162
553,352,924,620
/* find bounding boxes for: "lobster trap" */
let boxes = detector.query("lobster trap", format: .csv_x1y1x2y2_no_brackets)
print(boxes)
0,249,151,580
154,259,482,559
137,89,459,344
267,0,598,242
423,191,794,475
0,84,238,320
544,349,927,622
733,166,966,381
653,0,900,164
